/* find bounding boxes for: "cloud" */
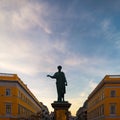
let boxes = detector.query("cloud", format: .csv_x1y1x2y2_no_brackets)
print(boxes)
0,34,69,75
0,36,37,74
89,80,98,91
63,52,110,77
0,29,114,79
11,3,52,33
101,19,112,31
100,19,120,51
115,39,120,49
0,0,52,34
64,54,88,66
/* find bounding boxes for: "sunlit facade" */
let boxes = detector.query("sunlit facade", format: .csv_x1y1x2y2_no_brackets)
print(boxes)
87,75,120,120
0,73,42,120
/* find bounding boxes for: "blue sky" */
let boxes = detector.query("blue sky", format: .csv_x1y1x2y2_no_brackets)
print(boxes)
1,0,120,115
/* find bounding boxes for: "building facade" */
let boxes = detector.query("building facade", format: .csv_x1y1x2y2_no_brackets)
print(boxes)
0,73,43,120
76,100,87,120
39,102,50,120
87,75,120,120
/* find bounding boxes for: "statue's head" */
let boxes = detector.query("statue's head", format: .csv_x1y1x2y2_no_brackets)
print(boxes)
57,65,62,71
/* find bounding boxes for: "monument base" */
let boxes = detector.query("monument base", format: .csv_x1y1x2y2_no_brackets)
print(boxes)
51,101,71,120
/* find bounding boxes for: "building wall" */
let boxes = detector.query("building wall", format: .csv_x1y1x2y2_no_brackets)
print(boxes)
0,85,18,117
0,73,42,120
76,100,88,120
87,75,120,120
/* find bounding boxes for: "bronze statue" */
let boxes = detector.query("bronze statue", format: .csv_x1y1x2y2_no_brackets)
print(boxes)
47,65,67,102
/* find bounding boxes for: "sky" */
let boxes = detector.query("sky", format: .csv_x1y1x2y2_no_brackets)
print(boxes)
1,0,120,115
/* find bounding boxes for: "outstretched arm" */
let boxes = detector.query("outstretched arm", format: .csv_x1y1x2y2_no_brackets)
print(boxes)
47,75,56,79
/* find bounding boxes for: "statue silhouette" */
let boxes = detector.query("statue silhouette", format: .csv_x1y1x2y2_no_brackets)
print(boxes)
47,66,67,102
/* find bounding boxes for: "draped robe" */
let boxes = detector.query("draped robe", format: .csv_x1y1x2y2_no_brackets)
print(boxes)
53,71,67,101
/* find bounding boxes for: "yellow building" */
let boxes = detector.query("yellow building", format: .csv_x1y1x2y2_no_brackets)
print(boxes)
87,75,120,120
0,73,42,120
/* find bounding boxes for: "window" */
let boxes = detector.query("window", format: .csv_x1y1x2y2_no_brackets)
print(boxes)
101,104,104,115
18,91,20,97
110,103,116,114
6,89,11,96
102,92,104,99
18,105,20,114
6,104,11,114
111,90,116,97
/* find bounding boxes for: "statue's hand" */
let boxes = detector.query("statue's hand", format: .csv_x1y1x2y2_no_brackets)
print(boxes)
47,75,50,77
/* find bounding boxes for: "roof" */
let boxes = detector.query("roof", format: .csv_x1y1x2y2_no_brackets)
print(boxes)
0,73,41,108
88,75,120,100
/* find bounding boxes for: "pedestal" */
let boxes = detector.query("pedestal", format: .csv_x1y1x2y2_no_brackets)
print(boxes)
51,101,71,120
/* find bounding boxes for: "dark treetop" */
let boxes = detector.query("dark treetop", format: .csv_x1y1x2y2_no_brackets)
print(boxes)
47,65,67,102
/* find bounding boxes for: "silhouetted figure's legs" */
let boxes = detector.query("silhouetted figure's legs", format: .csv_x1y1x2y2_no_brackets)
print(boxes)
58,97,62,102
58,93,62,102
